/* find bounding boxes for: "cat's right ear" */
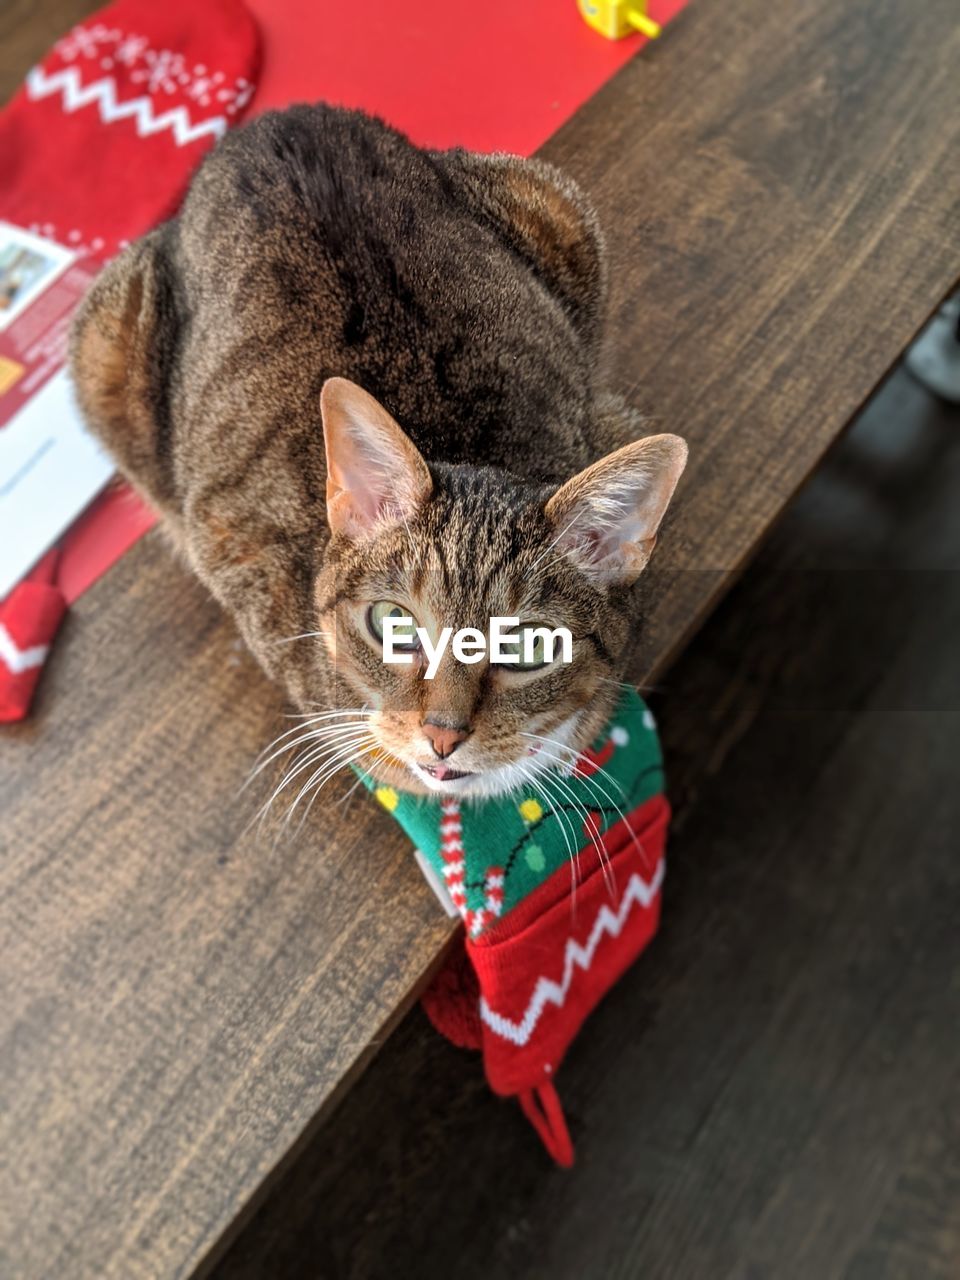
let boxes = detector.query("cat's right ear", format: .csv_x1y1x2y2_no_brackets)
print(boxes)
320,378,433,540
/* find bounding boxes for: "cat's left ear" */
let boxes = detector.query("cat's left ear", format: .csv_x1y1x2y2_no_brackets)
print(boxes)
320,378,433,539
545,435,688,585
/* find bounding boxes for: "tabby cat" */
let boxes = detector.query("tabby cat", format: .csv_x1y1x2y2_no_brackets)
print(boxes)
70,105,687,800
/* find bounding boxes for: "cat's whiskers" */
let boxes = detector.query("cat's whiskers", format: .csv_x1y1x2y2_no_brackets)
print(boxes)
337,771,368,809
285,723,375,775
272,630,335,646
530,752,616,898
515,759,581,908
244,725,370,799
531,749,619,894
595,675,662,696
519,721,596,890
547,745,644,844
244,717,371,812
254,706,372,752
522,732,629,814
281,702,373,720
261,739,377,852
244,709,373,787
527,511,581,574
522,732,628,881
257,742,368,837
527,747,609,885
283,734,379,835
522,731,651,876
521,729,629,799
291,739,381,836
268,727,373,805
251,727,374,836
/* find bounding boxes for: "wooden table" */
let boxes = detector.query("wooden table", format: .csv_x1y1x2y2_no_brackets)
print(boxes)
2,0,958,1275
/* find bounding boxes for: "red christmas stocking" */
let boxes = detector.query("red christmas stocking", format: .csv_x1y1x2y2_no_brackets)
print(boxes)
360,687,670,1166
0,552,67,723
0,0,260,721
3,0,260,262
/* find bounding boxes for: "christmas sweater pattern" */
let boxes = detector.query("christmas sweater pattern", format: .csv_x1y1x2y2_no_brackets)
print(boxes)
363,688,664,931
357,688,671,1166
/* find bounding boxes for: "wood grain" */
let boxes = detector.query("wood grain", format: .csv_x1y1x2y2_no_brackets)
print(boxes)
540,0,960,674
1,0,959,1275
0,0,98,89
211,368,960,1280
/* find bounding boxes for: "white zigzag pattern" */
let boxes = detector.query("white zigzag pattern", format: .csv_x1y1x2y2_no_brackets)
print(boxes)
479,858,665,1047
26,64,227,147
0,623,49,675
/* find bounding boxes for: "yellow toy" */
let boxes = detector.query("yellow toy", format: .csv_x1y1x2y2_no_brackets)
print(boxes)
577,0,661,40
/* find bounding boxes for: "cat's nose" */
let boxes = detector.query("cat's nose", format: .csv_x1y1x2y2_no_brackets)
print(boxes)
422,720,470,759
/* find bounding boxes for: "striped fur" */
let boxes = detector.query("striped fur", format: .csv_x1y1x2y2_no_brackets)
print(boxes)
70,105,684,797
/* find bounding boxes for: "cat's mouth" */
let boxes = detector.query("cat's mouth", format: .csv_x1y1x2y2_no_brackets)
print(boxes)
416,762,475,783
408,758,482,793
407,754,536,798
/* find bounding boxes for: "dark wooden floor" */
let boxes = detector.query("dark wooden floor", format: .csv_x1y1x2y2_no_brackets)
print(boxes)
209,363,960,1280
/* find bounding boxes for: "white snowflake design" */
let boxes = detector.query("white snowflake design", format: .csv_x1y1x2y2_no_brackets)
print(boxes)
216,77,254,117
50,22,254,115
131,48,187,96
56,23,121,63
114,34,150,67
185,67,222,109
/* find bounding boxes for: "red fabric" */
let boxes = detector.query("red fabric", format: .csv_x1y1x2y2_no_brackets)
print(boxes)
519,1082,575,1169
424,792,670,1164
3,0,260,264
247,0,688,154
421,938,484,1051
0,551,67,722
58,482,157,605
470,793,669,1098
0,0,260,720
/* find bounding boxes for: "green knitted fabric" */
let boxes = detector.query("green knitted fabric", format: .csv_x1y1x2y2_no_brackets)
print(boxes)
355,688,664,931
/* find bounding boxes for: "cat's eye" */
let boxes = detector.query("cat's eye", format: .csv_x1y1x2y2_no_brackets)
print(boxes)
367,601,419,650
497,624,553,671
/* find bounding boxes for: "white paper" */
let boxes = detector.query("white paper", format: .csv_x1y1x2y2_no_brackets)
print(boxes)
0,369,114,598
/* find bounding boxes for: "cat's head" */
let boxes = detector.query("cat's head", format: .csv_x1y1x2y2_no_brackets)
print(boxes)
313,378,687,798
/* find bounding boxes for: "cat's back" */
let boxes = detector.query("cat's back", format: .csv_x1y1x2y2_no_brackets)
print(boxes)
173,105,597,476
183,105,465,301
